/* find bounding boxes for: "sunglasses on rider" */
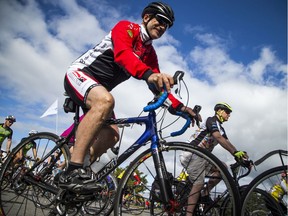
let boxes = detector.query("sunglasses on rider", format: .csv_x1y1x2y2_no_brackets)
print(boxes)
155,14,170,28
224,109,231,115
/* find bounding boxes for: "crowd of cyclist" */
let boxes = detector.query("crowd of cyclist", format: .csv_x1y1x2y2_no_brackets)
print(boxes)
1,1,286,215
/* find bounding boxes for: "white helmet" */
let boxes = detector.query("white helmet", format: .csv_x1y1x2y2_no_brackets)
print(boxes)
29,130,38,135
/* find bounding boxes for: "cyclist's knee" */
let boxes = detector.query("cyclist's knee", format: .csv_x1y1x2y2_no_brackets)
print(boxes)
87,87,115,111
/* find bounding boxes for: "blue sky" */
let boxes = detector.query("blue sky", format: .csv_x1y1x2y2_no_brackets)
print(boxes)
0,0,287,181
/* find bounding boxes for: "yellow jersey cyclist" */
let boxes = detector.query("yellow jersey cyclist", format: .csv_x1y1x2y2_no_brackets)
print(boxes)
0,115,16,156
267,171,288,215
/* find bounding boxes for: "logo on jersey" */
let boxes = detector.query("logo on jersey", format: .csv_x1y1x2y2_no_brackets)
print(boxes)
72,71,87,83
127,30,133,38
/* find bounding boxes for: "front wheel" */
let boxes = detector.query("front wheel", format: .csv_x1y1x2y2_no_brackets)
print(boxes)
113,142,241,216
241,166,288,216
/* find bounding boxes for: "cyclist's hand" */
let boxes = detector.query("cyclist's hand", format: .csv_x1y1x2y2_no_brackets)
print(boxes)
179,106,202,127
233,151,249,162
148,73,174,93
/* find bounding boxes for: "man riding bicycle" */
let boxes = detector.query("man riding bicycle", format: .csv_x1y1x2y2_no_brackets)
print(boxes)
180,102,249,215
59,2,199,194
0,115,16,156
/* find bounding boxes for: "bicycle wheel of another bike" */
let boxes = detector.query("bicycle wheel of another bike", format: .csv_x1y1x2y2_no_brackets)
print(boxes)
241,166,287,216
0,132,70,216
81,173,118,216
114,142,241,216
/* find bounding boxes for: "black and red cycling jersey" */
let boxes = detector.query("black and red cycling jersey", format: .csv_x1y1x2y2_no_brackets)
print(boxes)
69,20,182,110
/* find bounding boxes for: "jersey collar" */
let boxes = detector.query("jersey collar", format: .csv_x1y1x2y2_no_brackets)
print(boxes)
140,24,152,45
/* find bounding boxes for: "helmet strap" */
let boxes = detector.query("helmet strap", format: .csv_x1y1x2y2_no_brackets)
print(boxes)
142,14,155,39
216,110,225,123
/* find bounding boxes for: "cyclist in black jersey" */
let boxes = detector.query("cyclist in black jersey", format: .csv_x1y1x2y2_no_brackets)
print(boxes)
0,115,16,156
180,103,249,215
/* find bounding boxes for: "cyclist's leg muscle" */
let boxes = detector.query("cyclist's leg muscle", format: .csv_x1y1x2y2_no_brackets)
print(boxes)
89,124,119,162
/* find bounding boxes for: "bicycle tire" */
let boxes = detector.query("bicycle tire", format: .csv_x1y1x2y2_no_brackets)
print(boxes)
113,142,241,216
241,166,287,216
0,132,70,216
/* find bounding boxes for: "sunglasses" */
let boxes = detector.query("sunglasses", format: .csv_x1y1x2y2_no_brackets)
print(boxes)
7,120,14,124
224,110,231,115
155,14,170,28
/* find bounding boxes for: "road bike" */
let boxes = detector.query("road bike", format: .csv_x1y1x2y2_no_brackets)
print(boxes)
241,149,288,216
0,71,241,216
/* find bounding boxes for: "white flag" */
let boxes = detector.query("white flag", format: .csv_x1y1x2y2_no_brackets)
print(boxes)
40,99,58,118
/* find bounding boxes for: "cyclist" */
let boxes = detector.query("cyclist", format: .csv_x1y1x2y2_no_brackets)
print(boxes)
267,171,288,215
0,115,16,156
180,102,249,215
59,1,199,194
13,130,39,164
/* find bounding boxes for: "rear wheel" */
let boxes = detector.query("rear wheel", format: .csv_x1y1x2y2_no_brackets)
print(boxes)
0,132,70,216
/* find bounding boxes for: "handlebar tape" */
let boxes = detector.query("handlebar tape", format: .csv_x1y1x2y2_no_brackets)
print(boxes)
143,91,168,112
170,111,191,137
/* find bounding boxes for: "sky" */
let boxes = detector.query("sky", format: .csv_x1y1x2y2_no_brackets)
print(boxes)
0,0,287,183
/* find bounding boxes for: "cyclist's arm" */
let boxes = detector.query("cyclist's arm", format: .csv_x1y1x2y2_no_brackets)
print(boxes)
6,138,12,153
112,20,158,79
212,131,237,155
32,146,37,160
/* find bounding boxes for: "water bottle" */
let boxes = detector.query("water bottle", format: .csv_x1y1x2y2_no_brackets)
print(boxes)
90,146,119,173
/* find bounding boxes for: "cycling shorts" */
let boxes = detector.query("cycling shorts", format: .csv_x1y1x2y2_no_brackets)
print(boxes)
181,153,213,184
64,68,101,110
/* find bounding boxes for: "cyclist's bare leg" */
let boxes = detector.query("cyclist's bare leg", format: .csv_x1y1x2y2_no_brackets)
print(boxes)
186,183,203,216
89,124,119,162
203,170,221,196
70,86,115,165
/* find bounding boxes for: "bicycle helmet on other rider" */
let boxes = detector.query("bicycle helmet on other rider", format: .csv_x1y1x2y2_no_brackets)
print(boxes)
142,2,175,28
29,130,38,136
281,171,288,178
214,102,233,113
5,115,16,122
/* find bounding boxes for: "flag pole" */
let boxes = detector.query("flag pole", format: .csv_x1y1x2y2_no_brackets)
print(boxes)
56,98,58,134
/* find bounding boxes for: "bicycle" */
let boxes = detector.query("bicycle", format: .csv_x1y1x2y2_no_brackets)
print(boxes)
241,149,288,216
149,158,253,215
0,71,241,216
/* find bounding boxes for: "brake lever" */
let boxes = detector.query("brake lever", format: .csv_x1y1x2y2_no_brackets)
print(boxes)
192,105,202,127
173,71,185,99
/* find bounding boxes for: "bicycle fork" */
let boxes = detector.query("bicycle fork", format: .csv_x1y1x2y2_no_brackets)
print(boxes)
152,143,175,208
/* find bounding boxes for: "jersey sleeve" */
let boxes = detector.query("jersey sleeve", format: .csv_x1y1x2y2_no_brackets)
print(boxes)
111,21,158,80
206,117,219,133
